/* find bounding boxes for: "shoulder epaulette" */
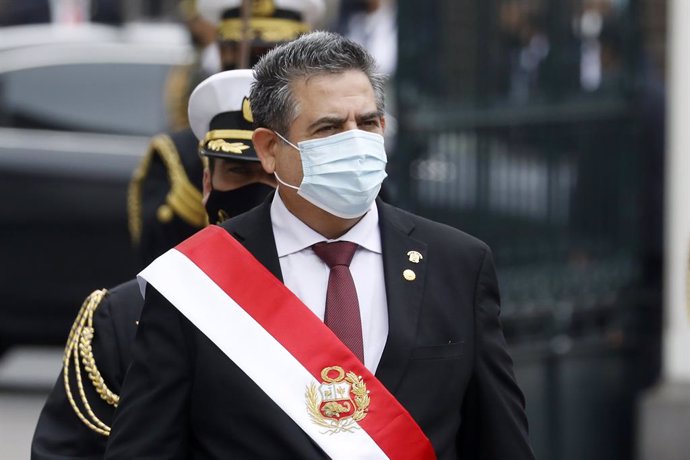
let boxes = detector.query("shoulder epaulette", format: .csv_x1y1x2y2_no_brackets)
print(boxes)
63,289,118,436
127,133,206,245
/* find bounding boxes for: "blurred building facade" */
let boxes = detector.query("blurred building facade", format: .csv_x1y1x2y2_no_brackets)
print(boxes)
637,0,690,458
391,1,667,459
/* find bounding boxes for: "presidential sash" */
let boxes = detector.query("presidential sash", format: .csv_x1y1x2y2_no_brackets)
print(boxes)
138,225,436,460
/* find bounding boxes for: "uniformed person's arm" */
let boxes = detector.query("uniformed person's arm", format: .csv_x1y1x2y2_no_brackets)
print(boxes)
104,285,193,458
456,248,536,459
31,288,123,459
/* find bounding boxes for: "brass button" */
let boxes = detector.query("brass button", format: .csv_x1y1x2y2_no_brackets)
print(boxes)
403,269,416,281
157,204,173,223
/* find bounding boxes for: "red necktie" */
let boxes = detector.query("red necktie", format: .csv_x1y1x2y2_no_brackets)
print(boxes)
312,241,364,362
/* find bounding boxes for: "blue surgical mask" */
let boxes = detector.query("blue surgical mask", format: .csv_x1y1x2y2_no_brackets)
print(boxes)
273,129,387,219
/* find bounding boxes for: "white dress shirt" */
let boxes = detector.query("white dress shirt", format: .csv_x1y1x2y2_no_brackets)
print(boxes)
270,192,389,373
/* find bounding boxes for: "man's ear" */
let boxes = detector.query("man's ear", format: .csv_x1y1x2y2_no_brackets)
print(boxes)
252,128,277,174
380,113,386,133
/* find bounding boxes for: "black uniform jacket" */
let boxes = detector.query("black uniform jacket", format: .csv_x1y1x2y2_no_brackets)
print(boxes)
130,128,205,266
105,198,535,459
31,279,143,459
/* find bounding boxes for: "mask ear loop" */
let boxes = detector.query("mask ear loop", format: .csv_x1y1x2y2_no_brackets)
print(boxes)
272,131,302,191
273,171,300,191
274,131,300,151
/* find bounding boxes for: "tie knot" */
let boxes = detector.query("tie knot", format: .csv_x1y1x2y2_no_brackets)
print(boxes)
312,241,358,268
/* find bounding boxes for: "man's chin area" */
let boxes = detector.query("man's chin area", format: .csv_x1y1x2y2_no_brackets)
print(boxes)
278,191,362,238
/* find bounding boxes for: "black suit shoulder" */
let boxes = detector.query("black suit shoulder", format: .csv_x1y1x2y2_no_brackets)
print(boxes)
378,201,491,278
381,201,488,248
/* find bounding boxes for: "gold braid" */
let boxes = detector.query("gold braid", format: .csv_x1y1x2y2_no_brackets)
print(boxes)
127,134,205,246
63,289,119,436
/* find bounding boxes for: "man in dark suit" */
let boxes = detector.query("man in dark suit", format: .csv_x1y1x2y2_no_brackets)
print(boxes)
105,32,534,459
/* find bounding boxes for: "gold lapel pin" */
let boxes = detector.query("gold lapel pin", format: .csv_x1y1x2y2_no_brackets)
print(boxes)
403,269,416,281
407,250,423,264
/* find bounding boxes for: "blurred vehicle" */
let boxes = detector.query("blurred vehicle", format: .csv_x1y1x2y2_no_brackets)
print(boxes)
0,23,193,355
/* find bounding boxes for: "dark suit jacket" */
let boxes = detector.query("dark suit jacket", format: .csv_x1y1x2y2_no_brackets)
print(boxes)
105,198,534,459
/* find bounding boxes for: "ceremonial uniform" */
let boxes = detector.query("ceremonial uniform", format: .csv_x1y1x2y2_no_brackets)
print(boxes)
31,280,142,459
31,69,279,458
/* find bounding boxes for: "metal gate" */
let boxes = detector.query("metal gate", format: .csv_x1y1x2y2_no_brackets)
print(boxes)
393,1,664,458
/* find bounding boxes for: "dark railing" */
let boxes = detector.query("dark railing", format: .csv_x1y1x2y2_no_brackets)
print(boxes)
394,1,663,459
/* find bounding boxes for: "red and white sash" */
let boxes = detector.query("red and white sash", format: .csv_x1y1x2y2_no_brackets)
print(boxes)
138,225,436,460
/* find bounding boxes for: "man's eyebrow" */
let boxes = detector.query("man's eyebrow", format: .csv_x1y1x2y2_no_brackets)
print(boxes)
356,111,381,122
307,112,381,131
307,116,346,131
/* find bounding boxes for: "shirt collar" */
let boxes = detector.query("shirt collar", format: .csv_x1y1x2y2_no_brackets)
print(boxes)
270,192,381,257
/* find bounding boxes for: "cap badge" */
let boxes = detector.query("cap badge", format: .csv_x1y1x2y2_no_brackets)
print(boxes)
306,366,370,434
252,0,276,17
207,139,250,154
242,97,254,123
407,250,423,263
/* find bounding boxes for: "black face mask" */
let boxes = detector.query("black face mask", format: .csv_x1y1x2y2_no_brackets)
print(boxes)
205,182,274,224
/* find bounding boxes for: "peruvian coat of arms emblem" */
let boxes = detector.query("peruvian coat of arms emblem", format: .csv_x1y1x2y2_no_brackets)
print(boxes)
306,366,370,433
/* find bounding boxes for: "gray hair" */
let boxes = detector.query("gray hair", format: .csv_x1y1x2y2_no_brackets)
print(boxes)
250,31,386,135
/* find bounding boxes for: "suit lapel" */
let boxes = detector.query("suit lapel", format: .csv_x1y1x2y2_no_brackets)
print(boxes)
375,200,427,394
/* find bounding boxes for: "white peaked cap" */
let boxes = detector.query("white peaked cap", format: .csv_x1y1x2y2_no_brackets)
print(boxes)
188,69,258,160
